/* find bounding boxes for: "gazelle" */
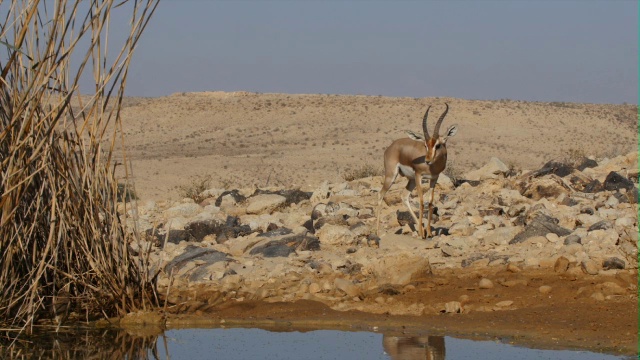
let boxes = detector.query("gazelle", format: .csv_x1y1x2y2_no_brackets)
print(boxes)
376,103,458,239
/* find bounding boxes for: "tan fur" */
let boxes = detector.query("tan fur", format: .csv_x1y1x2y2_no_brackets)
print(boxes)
376,104,455,239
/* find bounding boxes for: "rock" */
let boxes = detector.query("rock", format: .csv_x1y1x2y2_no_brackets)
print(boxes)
484,226,522,246
522,178,569,200
379,233,432,252
444,301,462,314
184,219,224,242
545,233,560,243
596,282,626,296
603,172,635,192
310,181,331,202
369,253,432,286
581,259,599,275
532,161,575,178
478,278,494,289
249,233,320,257
464,157,509,181
614,217,636,228
510,215,571,244
164,202,201,218
214,189,246,207
554,256,570,273
316,224,356,246
495,300,514,308
258,227,293,238
587,220,614,232
246,194,287,214
506,263,522,273
591,292,605,301
602,257,625,270
440,237,469,257
334,278,362,298
252,188,312,205
564,234,582,245
308,283,321,294
577,158,598,171
539,285,552,294
164,245,230,275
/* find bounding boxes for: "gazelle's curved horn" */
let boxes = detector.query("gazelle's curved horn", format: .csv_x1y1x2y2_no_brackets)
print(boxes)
433,103,449,137
421,105,432,140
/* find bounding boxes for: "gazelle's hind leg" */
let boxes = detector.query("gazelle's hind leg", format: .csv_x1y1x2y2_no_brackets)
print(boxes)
403,178,424,237
426,179,437,238
376,165,400,235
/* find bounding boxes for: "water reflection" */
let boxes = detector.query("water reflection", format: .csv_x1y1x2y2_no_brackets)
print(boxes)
0,327,627,359
383,335,445,360
0,327,160,359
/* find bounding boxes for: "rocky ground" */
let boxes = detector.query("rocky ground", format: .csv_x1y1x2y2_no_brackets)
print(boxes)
123,150,638,355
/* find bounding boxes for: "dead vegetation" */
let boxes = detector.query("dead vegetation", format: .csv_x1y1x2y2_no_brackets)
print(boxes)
0,0,159,334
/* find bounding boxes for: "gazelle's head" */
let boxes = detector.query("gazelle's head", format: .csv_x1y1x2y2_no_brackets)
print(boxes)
421,103,458,165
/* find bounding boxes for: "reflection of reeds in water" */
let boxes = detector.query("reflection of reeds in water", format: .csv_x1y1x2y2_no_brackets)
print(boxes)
0,0,159,332
0,328,162,360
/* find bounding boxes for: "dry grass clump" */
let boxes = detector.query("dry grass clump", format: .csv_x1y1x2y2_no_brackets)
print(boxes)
0,0,159,333
178,175,212,203
342,164,382,181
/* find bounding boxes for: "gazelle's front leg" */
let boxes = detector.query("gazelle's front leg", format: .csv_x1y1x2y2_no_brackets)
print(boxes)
416,175,426,239
426,179,437,238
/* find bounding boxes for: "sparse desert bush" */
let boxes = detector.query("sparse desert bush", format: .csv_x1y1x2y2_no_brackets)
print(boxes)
178,175,212,203
342,164,382,181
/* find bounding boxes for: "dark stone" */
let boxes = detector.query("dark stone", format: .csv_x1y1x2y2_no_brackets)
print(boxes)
453,179,481,187
252,188,312,205
258,227,293,238
185,220,223,242
303,219,315,234
478,207,503,217
580,207,595,215
560,197,579,206
249,241,295,257
337,260,362,275
532,161,575,178
164,229,191,244
431,227,449,236
564,234,582,245
461,253,486,268
367,234,381,247
249,233,320,257
313,215,348,230
509,215,572,244
214,189,246,206
588,220,614,232
627,187,638,204
266,223,279,232
397,211,414,226
346,247,357,254
378,284,402,295
165,245,230,274
602,257,625,270
576,158,598,171
583,180,603,193
603,172,635,192
613,192,629,204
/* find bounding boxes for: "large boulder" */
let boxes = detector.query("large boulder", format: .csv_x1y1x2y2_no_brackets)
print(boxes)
246,194,287,214
368,252,432,286
464,157,509,181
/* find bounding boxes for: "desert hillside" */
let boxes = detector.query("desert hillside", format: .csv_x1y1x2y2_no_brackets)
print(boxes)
111,92,636,200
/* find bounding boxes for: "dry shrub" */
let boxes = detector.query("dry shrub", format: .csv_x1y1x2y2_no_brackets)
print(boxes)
178,175,212,203
0,0,159,333
342,164,382,181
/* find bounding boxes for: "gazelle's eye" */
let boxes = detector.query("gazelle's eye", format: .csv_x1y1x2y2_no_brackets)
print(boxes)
435,144,442,150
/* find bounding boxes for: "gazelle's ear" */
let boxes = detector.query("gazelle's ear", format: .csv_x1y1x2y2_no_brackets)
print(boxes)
443,124,458,140
405,130,424,141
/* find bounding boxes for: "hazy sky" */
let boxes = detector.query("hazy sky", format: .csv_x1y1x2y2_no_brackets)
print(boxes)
119,1,637,104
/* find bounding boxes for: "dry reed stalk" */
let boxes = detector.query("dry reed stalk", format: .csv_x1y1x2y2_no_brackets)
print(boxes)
0,0,159,334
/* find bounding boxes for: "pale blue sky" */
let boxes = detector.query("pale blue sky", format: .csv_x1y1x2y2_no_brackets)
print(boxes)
121,1,637,104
